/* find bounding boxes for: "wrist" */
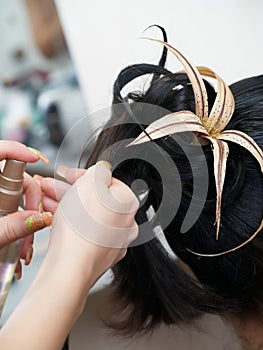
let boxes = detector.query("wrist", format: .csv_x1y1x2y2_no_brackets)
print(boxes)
45,255,93,287
30,256,94,319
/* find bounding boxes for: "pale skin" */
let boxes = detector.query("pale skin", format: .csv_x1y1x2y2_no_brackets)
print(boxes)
0,141,139,350
0,141,49,260
177,259,263,349
0,142,261,350
226,316,263,350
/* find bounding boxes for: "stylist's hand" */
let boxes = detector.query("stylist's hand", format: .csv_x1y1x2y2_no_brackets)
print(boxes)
39,161,139,288
0,162,139,350
0,141,52,277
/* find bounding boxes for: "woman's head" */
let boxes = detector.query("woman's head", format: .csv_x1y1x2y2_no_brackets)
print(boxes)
85,29,263,335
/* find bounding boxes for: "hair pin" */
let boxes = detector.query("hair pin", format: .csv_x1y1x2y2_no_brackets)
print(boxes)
128,39,263,256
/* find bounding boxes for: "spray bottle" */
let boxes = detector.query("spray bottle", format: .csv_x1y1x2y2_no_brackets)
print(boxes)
0,159,26,316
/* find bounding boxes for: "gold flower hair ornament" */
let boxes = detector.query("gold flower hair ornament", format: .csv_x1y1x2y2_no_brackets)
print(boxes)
128,39,263,257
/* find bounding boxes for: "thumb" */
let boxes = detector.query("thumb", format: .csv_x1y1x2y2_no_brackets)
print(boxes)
92,161,112,187
0,211,53,249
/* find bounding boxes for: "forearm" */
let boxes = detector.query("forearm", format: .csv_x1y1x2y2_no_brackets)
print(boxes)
0,258,92,350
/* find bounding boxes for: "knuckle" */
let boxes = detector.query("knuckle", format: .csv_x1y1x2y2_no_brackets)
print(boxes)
132,194,140,211
2,219,17,243
128,224,139,243
118,248,127,261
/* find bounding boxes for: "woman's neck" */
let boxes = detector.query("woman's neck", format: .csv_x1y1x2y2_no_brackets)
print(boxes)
227,315,263,350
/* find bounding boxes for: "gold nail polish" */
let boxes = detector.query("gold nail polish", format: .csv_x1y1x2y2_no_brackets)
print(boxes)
25,212,53,231
27,147,50,164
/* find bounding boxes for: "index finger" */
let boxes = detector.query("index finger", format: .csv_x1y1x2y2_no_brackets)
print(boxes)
56,166,86,185
23,172,42,210
0,140,49,164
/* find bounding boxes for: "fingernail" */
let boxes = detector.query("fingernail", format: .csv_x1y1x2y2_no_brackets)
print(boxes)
34,174,43,186
25,212,53,231
38,202,44,213
28,147,49,164
15,272,21,280
15,262,22,280
25,244,33,266
97,160,112,170
56,165,69,178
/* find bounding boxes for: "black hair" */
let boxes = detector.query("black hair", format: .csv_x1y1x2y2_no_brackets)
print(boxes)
85,28,263,336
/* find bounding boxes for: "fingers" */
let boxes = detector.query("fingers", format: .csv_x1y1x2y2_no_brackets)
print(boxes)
42,195,60,213
56,165,86,184
23,173,42,211
33,175,61,213
90,161,138,215
41,177,70,202
34,173,75,213
0,210,53,248
20,234,34,259
56,162,112,187
55,162,111,188
55,161,138,218
0,140,49,164
93,161,112,188
15,260,22,280
56,160,139,248
93,161,138,212
24,241,34,265
110,177,140,213
39,166,87,212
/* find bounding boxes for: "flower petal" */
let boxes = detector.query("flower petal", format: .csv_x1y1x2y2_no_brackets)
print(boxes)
204,136,229,240
218,130,263,172
144,38,209,119
197,66,235,134
127,111,208,146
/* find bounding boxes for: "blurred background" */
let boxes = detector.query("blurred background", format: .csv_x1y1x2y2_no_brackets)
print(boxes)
0,0,262,348
0,0,88,177
0,0,262,179
0,0,262,178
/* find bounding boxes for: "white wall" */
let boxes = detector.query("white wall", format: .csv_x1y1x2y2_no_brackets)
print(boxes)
55,0,263,117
